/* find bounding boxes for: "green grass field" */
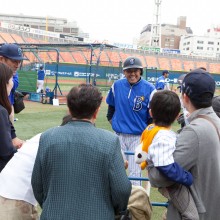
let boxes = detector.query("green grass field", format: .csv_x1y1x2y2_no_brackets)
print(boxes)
14,96,179,219
16,77,193,219
15,76,220,219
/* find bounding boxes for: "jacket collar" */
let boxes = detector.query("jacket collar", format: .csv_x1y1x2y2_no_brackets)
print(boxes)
188,107,214,123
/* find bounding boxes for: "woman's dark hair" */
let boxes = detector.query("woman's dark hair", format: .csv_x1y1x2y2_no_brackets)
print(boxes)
67,84,103,119
0,63,13,115
150,90,181,127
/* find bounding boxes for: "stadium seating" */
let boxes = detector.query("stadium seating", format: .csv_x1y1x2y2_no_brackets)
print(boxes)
145,55,158,68
60,52,75,63
83,50,97,64
23,52,36,63
23,37,40,44
0,32,15,43
158,57,171,70
195,61,208,70
209,63,220,74
170,58,183,71
47,51,59,62
106,50,121,66
0,35,6,43
182,60,195,72
134,54,147,67
11,33,25,43
38,52,52,63
119,51,130,62
0,30,219,74
71,51,87,64
94,50,110,66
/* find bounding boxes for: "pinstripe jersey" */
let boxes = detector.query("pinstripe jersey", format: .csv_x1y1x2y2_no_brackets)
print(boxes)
147,130,176,167
106,78,156,135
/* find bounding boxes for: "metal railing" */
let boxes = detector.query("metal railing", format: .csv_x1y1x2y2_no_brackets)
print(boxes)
125,151,168,208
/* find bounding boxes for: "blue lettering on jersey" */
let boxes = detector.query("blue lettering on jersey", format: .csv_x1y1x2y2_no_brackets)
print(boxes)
133,96,144,111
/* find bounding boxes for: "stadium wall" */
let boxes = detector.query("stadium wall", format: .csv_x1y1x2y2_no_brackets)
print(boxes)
44,63,220,87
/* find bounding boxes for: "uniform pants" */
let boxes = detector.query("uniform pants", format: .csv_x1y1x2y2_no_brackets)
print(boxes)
118,133,151,194
37,80,44,93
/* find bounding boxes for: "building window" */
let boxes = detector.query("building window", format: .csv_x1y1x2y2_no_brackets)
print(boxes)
197,46,203,50
208,41,214,45
187,42,190,45
207,47,214,51
197,41,204,44
186,47,190,50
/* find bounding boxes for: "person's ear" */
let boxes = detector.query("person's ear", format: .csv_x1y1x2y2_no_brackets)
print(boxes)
93,107,100,120
149,109,153,117
183,93,190,104
175,112,181,120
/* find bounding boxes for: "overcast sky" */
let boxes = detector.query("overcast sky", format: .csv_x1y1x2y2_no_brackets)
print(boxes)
0,0,219,44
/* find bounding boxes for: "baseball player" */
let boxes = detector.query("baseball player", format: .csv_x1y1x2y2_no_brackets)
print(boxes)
106,56,156,185
155,70,170,90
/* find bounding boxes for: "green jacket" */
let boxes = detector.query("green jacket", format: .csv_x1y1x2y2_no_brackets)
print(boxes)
32,121,131,220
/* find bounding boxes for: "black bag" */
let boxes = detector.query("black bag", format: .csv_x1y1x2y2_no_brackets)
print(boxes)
115,209,132,220
13,91,25,114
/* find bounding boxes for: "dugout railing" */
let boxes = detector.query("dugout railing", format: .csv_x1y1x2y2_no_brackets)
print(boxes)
124,151,168,208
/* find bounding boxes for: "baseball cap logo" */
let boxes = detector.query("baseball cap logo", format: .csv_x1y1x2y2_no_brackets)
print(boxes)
18,48,22,56
129,58,135,65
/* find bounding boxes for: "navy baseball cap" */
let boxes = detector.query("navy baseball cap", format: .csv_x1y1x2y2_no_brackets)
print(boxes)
0,43,28,60
182,68,215,102
162,70,169,74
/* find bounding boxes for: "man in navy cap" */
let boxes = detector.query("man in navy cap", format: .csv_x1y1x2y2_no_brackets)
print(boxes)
0,43,27,148
155,70,170,90
0,43,28,121
149,68,220,220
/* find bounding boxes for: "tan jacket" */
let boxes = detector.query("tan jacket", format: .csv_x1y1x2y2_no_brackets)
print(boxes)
128,185,152,220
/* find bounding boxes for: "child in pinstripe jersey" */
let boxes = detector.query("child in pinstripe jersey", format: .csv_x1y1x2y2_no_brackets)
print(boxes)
136,90,199,220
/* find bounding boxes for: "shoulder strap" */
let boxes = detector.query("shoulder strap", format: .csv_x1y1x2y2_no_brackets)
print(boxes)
195,115,220,140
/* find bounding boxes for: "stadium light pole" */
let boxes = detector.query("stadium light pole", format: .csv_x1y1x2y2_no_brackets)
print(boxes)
89,44,94,84
145,65,148,81
93,44,104,86
53,48,62,98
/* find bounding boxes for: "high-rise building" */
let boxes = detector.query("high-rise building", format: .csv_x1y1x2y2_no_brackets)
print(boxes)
0,13,89,40
139,16,193,50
